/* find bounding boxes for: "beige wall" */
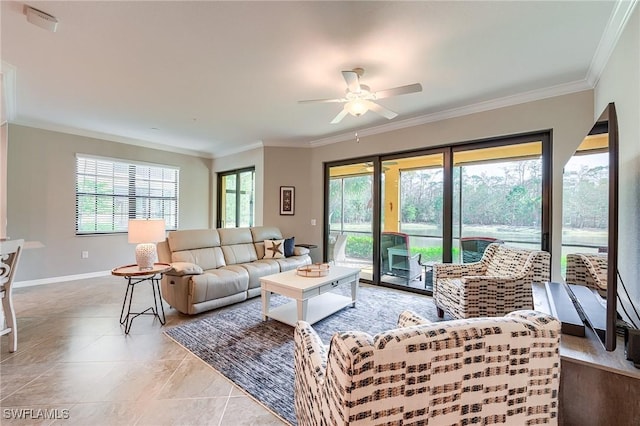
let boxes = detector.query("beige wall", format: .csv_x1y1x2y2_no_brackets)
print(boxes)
211,147,264,227
595,6,640,307
7,125,211,281
261,146,319,260
308,90,595,280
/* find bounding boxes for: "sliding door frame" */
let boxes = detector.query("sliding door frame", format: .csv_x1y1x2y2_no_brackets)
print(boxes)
323,129,552,288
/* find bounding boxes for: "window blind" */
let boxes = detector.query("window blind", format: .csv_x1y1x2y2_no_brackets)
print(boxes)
75,155,179,234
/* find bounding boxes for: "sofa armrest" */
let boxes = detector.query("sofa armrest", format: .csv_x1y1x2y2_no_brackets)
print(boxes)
398,310,431,327
293,246,310,256
166,262,203,276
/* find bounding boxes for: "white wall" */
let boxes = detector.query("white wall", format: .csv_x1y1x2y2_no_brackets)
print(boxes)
7,125,211,282
595,5,640,308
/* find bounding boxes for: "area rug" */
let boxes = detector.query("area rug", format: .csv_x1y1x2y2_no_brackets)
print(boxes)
165,286,444,425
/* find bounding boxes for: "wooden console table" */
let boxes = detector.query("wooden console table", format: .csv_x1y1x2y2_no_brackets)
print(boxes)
532,283,640,425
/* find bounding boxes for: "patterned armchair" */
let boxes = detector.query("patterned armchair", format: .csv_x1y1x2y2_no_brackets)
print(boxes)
294,310,560,426
433,243,550,319
565,253,607,297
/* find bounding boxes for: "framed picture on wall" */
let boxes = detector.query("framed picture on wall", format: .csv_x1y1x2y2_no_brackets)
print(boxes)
280,186,295,215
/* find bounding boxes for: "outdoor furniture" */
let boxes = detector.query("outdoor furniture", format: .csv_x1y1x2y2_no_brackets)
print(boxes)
433,243,551,319
1,239,24,353
565,253,607,297
460,236,503,263
294,309,561,425
332,234,347,266
380,232,423,282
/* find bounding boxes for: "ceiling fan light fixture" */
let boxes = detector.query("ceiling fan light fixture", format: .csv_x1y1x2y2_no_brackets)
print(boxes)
346,100,368,117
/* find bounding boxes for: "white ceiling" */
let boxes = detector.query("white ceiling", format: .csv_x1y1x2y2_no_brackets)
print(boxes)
1,1,634,158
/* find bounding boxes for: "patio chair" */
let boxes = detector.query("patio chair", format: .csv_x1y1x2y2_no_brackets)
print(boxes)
1,239,24,353
460,236,503,263
332,234,347,266
380,232,423,282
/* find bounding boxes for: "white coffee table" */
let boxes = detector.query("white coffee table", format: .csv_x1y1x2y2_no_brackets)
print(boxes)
260,266,360,326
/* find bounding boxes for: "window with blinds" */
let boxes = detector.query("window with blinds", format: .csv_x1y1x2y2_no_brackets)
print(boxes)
76,155,179,234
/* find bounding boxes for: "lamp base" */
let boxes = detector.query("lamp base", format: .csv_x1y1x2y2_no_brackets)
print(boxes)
135,243,157,270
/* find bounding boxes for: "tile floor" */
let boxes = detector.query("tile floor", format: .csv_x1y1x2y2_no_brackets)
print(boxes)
0,275,285,425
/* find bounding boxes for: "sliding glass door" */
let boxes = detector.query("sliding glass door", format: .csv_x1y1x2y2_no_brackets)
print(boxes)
324,132,550,295
327,161,375,279
452,140,546,264
379,152,445,292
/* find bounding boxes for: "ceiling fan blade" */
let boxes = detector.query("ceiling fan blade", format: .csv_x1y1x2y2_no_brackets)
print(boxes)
342,70,361,93
374,83,422,99
330,108,349,124
364,100,398,120
298,97,345,104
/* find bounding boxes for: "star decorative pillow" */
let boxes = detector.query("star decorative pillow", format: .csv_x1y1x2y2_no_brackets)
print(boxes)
264,239,285,259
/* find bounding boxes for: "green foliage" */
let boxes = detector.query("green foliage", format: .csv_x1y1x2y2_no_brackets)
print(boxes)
344,235,459,263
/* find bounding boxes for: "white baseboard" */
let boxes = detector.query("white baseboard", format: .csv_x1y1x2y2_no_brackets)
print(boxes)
14,270,112,288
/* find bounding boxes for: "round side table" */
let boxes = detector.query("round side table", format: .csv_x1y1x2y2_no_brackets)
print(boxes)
111,263,171,334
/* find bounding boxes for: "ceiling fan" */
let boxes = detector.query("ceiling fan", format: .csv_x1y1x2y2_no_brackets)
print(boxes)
299,68,422,124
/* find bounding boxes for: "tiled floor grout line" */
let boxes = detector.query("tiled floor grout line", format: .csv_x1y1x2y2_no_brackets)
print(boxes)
217,386,235,426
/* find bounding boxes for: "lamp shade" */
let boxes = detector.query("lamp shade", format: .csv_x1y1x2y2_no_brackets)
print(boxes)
346,100,368,117
128,219,166,244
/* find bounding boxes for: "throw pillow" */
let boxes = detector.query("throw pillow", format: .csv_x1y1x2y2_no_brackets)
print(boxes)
264,239,285,259
284,236,295,257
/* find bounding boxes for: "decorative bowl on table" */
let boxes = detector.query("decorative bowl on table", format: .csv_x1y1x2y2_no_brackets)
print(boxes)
296,263,330,277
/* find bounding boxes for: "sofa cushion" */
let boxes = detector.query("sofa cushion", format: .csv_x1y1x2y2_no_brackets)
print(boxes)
172,247,226,270
284,237,295,257
218,227,254,245
168,229,221,251
190,266,249,303
264,239,285,259
218,228,259,265
239,259,281,289
222,244,259,265
251,226,283,242
275,255,312,271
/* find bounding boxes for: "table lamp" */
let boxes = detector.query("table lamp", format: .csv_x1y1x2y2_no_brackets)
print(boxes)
128,219,166,270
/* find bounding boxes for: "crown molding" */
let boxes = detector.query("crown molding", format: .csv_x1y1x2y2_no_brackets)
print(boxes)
11,119,214,159
586,0,638,87
211,140,265,159
308,79,592,148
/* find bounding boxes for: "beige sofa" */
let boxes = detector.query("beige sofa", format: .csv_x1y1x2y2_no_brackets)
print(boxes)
157,226,312,314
